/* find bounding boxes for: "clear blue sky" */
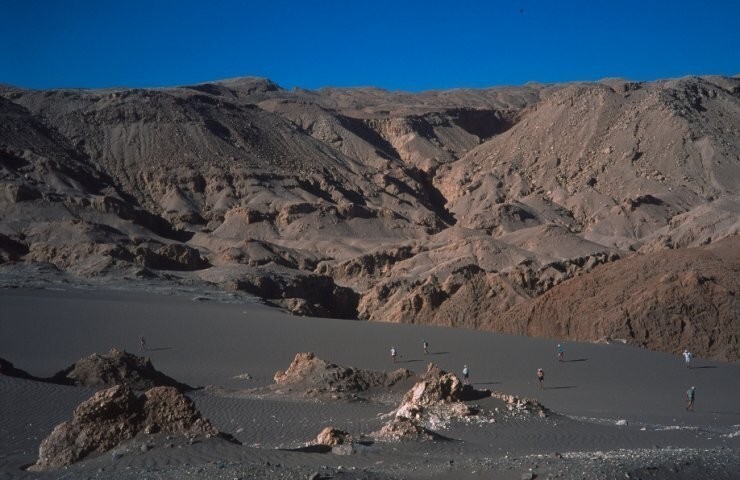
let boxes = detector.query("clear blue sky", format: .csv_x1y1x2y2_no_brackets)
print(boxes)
1,0,738,91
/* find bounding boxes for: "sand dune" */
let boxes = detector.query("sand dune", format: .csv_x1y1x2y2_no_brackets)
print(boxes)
1,286,738,479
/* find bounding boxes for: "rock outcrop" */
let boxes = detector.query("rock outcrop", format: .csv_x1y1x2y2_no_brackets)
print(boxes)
392,363,475,420
490,391,549,418
49,348,191,391
373,417,441,442
263,352,415,401
199,264,360,319
29,385,221,470
375,363,487,440
314,427,351,447
494,236,740,361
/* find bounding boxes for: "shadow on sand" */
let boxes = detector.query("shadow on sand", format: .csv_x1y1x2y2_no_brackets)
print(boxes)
472,381,501,386
427,351,450,356
144,347,174,352
396,358,423,364
690,366,717,369
285,444,333,453
546,385,577,390
564,358,588,363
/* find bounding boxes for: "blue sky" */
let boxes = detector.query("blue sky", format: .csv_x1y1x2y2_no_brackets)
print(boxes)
1,0,738,91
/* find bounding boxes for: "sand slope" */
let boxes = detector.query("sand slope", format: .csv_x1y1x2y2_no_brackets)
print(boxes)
1,287,739,479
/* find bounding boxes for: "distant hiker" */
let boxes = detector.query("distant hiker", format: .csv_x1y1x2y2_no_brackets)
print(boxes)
686,386,695,411
557,344,564,362
390,347,397,363
139,336,147,352
537,368,545,389
423,340,429,355
683,349,692,368
462,364,469,384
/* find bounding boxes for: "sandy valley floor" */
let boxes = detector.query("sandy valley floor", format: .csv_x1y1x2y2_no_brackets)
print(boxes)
1,284,739,479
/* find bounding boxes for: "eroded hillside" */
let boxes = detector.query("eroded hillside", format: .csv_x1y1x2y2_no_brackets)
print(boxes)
1,76,738,359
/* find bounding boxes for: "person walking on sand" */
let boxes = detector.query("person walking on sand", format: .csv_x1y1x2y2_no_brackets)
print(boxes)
390,347,397,363
557,344,564,362
686,386,695,411
683,349,692,368
462,364,469,385
139,335,147,352
423,340,429,355
537,368,545,389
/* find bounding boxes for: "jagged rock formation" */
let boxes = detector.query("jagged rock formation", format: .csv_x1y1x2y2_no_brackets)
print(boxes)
49,348,191,391
375,363,488,440
29,385,221,470
392,363,476,419
1,76,738,358
261,352,415,401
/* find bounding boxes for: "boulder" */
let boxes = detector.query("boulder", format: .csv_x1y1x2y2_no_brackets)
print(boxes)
414,363,465,403
30,385,221,470
315,427,350,447
30,385,143,470
392,363,473,417
141,386,217,435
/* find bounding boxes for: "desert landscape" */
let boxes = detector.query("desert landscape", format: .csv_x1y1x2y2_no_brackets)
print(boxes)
1,286,739,479
1,75,738,359
1,75,739,478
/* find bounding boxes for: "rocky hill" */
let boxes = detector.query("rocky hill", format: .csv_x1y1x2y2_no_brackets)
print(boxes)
1,76,738,360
